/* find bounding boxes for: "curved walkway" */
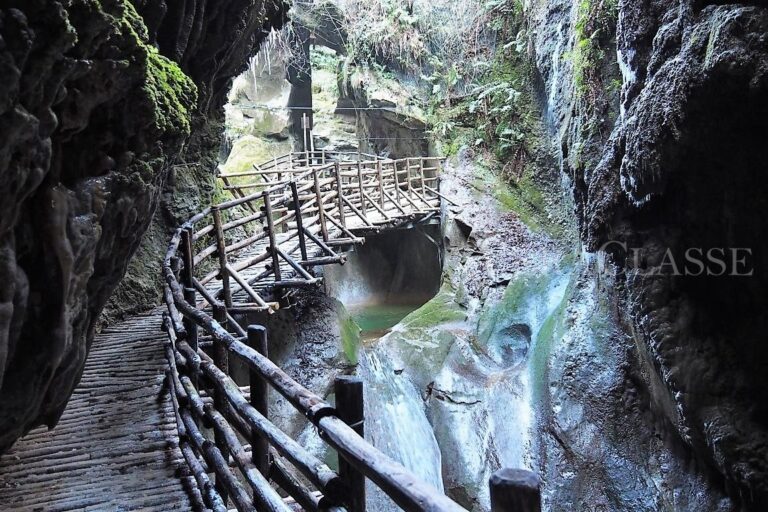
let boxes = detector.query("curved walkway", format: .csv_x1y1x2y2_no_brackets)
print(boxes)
0,151,477,512
161,151,469,512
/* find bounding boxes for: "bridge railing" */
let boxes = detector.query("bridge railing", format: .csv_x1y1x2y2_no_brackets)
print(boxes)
161,174,469,512
161,152,541,511
194,154,446,312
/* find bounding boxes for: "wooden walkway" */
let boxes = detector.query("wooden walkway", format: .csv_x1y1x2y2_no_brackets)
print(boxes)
156,151,473,512
0,151,537,512
0,310,200,512
0,151,474,512
199,151,446,311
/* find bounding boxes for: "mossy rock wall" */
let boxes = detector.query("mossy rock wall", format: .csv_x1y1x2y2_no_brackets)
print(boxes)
0,0,286,452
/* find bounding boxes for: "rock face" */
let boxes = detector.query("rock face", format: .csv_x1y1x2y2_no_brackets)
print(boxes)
106,0,288,322
0,0,285,452
525,0,768,508
339,64,431,159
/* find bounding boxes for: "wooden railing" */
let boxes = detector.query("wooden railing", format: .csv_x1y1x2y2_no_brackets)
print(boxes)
160,151,541,511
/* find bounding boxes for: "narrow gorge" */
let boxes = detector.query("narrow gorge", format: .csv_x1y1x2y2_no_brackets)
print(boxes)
0,1,766,511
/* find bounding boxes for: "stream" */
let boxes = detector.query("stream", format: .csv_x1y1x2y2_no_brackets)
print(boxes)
350,302,446,511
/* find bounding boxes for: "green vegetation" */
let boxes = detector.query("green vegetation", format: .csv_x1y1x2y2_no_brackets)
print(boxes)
568,0,619,103
422,0,535,160
114,1,198,136
338,306,362,364
400,284,467,329
145,48,198,134
322,0,570,236
339,0,430,73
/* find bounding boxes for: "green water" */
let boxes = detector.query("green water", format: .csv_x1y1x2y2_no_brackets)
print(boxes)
348,303,423,342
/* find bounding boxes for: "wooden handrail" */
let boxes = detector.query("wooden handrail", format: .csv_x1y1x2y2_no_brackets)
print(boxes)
160,150,487,512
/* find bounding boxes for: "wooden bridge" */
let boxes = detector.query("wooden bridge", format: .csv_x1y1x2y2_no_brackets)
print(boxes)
0,150,541,512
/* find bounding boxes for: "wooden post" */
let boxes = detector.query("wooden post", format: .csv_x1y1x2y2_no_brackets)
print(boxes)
180,227,195,286
180,228,199,387
263,191,282,282
357,161,367,215
313,170,330,242
248,325,270,476
290,181,308,262
489,469,541,512
393,162,401,206
212,304,230,504
376,160,385,210
183,287,199,387
212,206,232,307
335,376,365,512
405,158,413,198
302,113,310,165
309,117,316,165
418,158,426,198
335,162,346,229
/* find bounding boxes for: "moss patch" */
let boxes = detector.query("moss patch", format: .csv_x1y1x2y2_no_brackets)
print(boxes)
470,162,563,238
113,0,197,136
144,47,197,135
338,306,362,365
222,136,277,177
399,284,467,329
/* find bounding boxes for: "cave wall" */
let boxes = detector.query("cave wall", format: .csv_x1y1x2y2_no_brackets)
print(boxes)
523,0,768,508
322,226,443,306
0,0,286,452
105,0,288,321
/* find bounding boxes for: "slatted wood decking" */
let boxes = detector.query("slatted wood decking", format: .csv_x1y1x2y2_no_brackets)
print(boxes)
0,310,201,511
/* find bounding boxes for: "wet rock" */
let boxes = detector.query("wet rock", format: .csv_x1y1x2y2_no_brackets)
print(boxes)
526,0,768,507
339,64,431,158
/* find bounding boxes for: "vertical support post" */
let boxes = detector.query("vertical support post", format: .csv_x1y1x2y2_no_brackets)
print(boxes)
405,158,413,198
335,376,365,512
212,206,232,307
262,191,282,282
490,469,541,512
418,158,426,198
247,325,270,476
302,113,310,165
180,228,199,385
376,160,385,210
322,148,326,164
183,288,199,387
357,161,367,215
309,117,316,165
334,162,346,228
393,162,401,206
290,182,308,262
313,170,330,242
212,304,230,504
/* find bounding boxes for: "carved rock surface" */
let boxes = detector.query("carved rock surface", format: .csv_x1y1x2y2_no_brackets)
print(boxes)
0,0,285,452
